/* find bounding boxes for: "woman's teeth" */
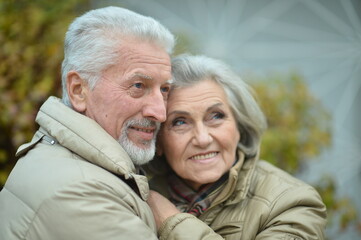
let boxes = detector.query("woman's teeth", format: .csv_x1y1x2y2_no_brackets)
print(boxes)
190,152,217,160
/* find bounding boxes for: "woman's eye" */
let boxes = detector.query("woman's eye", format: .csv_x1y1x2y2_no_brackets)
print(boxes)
212,112,225,120
172,118,186,126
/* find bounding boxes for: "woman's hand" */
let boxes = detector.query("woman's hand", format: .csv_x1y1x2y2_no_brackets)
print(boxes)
147,190,181,229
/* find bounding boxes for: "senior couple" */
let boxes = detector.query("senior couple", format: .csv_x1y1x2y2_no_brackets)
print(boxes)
0,6,326,240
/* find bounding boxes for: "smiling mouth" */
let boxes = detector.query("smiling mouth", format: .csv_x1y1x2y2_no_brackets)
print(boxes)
190,152,218,160
130,126,155,133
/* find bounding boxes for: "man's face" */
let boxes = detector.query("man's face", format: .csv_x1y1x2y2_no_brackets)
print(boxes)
83,38,171,165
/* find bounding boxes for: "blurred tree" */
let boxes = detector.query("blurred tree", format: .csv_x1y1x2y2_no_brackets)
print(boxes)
172,31,200,56
315,175,359,237
248,72,360,238
249,73,331,174
0,0,90,187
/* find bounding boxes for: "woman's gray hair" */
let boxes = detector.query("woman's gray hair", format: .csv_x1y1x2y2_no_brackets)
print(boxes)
171,54,267,157
61,6,175,107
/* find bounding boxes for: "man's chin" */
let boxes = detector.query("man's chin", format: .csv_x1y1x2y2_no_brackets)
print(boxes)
119,138,156,165
127,135,153,146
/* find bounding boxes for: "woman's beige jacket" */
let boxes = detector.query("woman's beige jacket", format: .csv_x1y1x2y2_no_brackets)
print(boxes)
151,151,327,240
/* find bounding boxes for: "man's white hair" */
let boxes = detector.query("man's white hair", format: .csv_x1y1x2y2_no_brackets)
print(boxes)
61,6,175,107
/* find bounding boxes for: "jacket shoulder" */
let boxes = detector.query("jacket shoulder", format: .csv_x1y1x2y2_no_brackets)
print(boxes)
5,141,138,212
249,160,319,205
1,141,155,240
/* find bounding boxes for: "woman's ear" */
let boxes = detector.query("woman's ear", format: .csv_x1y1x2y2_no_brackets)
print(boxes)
66,71,88,113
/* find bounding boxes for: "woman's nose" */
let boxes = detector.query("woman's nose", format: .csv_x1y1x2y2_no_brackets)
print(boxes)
192,124,212,148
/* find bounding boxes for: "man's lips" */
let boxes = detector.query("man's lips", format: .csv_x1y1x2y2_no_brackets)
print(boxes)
129,126,155,141
129,126,155,133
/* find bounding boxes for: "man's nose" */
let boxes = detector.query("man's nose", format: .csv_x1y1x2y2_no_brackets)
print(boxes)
142,89,167,122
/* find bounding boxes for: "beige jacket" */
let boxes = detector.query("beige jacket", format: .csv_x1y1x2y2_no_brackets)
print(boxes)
151,151,327,240
0,97,219,240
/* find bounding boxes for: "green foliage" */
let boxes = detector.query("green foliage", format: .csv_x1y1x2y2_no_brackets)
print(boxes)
248,73,360,237
172,32,198,56
316,176,359,234
249,73,331,174
0,0,90,187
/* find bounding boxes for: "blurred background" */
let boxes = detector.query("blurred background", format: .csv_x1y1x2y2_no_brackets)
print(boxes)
1,0,360,239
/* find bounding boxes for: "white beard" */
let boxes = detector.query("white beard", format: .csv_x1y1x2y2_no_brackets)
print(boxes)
118,119,160,166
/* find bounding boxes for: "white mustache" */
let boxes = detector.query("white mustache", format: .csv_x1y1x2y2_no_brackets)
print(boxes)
125,119,160,133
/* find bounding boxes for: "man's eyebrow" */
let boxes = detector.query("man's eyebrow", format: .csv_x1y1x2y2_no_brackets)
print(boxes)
127,73,172,84
128,73,153,81
167,77,174,84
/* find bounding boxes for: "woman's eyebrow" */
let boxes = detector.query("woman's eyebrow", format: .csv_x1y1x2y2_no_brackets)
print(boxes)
206,102,223,112
167,102,224,117
167,110,190,118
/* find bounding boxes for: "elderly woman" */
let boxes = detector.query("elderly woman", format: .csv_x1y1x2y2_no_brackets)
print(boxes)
146,54,327,240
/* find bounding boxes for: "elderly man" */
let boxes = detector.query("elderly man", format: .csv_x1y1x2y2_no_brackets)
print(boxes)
0,6,218,240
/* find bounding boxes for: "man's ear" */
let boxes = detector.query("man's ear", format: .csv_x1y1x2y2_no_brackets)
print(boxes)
66,71,88,113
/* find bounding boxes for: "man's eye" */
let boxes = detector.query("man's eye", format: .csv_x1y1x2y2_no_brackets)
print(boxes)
161,86,170,93
133,82,144,89
160,86,170,100
128,82,146,98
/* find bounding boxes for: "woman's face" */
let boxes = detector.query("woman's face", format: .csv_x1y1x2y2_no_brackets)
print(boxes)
159,79,240,190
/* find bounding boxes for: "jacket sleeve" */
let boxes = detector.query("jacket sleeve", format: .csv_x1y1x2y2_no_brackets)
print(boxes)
256,185,327,240
26,180,159,240
158,213,224,240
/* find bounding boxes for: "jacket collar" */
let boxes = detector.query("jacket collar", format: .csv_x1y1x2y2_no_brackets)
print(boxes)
214,149,259,206
18,96,150,200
